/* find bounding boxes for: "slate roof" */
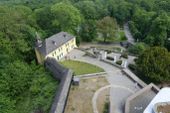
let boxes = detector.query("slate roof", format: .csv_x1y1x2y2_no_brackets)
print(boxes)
36,32,75,56
125,84,160,113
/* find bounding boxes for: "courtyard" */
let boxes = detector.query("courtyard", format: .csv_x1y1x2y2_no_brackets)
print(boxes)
65,76,109,113
62,48,142,113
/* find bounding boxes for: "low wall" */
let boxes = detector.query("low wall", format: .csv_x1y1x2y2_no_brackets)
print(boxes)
101,59,123,69
122,69,147,88
77,72,107,79
45,58,73,113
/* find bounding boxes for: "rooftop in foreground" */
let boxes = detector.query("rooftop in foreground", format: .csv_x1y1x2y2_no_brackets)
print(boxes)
144,87,170,113
125,83,160,113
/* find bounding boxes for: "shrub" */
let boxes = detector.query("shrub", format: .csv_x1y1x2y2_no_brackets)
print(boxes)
128,64,136,71
105,50,112,54
128,43,148,55
116,60,122,65
106,56,114,61
84,51,96,58
120,52,128,59
103,101,110,113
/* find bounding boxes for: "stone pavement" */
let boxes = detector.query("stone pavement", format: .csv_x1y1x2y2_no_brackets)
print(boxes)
67,49,141,113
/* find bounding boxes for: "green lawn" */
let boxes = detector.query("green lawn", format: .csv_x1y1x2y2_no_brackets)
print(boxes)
60,60,104,75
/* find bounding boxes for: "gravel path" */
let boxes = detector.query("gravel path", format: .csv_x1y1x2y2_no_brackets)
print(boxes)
124,23,135,45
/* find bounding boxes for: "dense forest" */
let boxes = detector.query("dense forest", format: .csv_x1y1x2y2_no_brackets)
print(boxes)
0,0,170,113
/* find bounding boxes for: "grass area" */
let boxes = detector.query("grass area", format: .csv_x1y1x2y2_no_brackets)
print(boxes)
15,70,59,113
65,76,109,113
60,60,104,75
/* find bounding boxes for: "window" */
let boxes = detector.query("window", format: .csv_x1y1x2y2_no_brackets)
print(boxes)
57,56,59,60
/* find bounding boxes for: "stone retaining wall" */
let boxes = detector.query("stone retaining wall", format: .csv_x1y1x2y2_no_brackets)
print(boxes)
45,58,73,113
122,69,147,88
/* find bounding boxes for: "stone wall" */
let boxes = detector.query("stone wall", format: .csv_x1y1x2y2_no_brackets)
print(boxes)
45,58,73,113
122,69,147,88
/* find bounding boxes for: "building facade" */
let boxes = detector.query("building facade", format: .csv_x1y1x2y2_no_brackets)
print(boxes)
35,32,76,64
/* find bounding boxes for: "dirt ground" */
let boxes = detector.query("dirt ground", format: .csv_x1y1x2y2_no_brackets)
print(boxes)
97,88,110,113
64,76,109,113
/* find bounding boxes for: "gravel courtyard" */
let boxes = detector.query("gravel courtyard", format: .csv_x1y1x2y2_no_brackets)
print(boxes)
65,76,109,113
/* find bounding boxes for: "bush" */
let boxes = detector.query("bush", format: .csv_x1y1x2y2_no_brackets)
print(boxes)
84,51,96,58
120,52,128,59
103,101,110,113
128,43,147,55
116,60,122,65
128,64,136,71
106,56,114,61
105,50,112,54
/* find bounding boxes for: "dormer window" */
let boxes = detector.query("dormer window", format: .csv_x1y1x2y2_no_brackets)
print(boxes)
52,41,57,46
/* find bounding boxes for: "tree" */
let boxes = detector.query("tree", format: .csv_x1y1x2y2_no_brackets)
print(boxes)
0,61,33,98
0,94,16,113
154,0,170,12
128,21,141,41
51,2,82,34
108,0,132,23
97,16,118,42
79,20,97,42
144,13,170,46
0,5,36,62
34,6,57,37
136,47,170,83
132,8,156,41
75,1,98,19
128,43,148,55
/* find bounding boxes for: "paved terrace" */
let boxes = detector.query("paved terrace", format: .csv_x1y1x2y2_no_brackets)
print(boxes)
66,49,142,113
